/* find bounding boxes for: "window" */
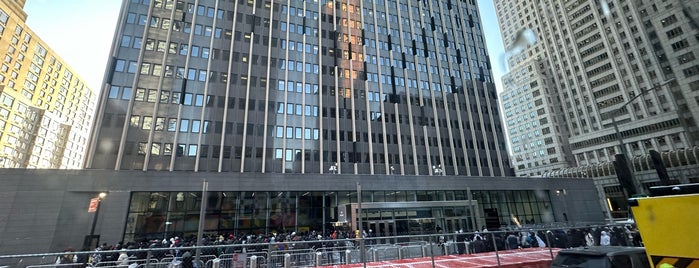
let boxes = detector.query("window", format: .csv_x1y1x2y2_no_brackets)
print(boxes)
128,61,138,73
168,118,177,131
140,63,151,75
130,115,140,127
115,60,126,72
188,145,197,156
195,94,204,106
177,144,186,156
191,120,201,133
120,35,131,47
671,39,689,51
163,144,172,156
108,86,119,99
147,89,157,102
180,119,189,132
151,143,161,156
138,142,148,155
142,116,153,130
155,117,165,131
133,37,142,48
121,87,132,100
135,88,146,101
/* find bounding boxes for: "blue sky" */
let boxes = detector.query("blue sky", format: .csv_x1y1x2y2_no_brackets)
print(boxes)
24,0,505,93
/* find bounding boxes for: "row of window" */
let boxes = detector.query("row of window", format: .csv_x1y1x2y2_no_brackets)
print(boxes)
132,139,496,170
279,60,320,74
108,86,213,107
129,116,208,133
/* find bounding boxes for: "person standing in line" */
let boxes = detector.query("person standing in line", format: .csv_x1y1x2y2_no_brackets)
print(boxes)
117,251,129,267
600,231,611,246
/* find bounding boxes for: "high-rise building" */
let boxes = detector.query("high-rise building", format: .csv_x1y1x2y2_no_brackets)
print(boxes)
88,0,513,176
496,0,699,177
0,0,97,169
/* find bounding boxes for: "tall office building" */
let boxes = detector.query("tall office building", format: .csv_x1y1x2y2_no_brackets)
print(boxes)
496,8,575,176
0,0,97,169
496,0,699,176
89,0,513,176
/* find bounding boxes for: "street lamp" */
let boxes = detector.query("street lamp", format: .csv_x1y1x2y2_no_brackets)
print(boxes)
555,189,569,222
84,192,107,249
610,78,675,197
329,162,338,174
432,164,443,175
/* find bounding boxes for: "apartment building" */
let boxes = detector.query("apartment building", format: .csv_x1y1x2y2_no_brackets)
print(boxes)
0,0,97,169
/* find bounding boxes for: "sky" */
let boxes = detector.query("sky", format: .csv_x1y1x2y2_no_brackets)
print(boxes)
23,0,506,93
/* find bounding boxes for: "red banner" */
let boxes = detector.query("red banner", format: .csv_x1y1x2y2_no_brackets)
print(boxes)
88,198,99,212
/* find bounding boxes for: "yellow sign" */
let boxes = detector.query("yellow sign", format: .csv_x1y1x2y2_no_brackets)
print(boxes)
631,193,699,267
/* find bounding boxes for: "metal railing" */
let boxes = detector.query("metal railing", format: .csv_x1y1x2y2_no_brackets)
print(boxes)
0,223,642,268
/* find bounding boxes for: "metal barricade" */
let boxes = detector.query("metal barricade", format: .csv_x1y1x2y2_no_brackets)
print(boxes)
313,246,351,266
0,223,644,268
211,253,249,268
26,264,84,268
370,245,400,262
267,248,314,267
399,242,427,259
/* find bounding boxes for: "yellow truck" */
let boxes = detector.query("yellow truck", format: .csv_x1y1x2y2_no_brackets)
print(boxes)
629,183,699,268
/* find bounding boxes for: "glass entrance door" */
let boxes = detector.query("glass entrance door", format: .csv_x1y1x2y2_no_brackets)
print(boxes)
368,220,396,244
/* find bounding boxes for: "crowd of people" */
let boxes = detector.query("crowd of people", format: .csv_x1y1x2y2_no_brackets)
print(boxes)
53,224,642,267
452,224,643,254
54,229,360,267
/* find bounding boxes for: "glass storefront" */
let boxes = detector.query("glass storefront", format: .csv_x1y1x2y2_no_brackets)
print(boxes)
123,189,552,242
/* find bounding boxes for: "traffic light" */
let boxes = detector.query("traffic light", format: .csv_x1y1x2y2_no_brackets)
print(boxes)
614,154,637,197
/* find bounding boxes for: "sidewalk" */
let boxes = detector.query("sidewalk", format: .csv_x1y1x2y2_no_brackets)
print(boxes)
320,247,561,268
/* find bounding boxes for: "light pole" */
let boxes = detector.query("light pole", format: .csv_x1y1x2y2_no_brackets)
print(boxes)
610,78,675,196
85,192,107,249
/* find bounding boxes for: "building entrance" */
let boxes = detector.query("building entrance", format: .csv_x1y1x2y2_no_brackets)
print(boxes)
339,200,480,237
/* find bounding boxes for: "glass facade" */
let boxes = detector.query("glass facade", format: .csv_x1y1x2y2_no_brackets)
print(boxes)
124,189,552,242
90,0,512,176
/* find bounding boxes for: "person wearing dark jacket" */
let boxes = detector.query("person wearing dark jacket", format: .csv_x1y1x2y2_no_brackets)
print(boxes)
456,230,467,254
506,233,519,250
181,250,194,268
471,236,486,253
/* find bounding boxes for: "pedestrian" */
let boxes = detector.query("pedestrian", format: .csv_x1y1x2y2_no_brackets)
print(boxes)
471,236,486,253
585,231,595,246
506,232,519,250
56,248,77,265
456,230,467,254
180,250,194,268
535,232,546,248
600,231,611,246
117,251,129,267
520,231,532,248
